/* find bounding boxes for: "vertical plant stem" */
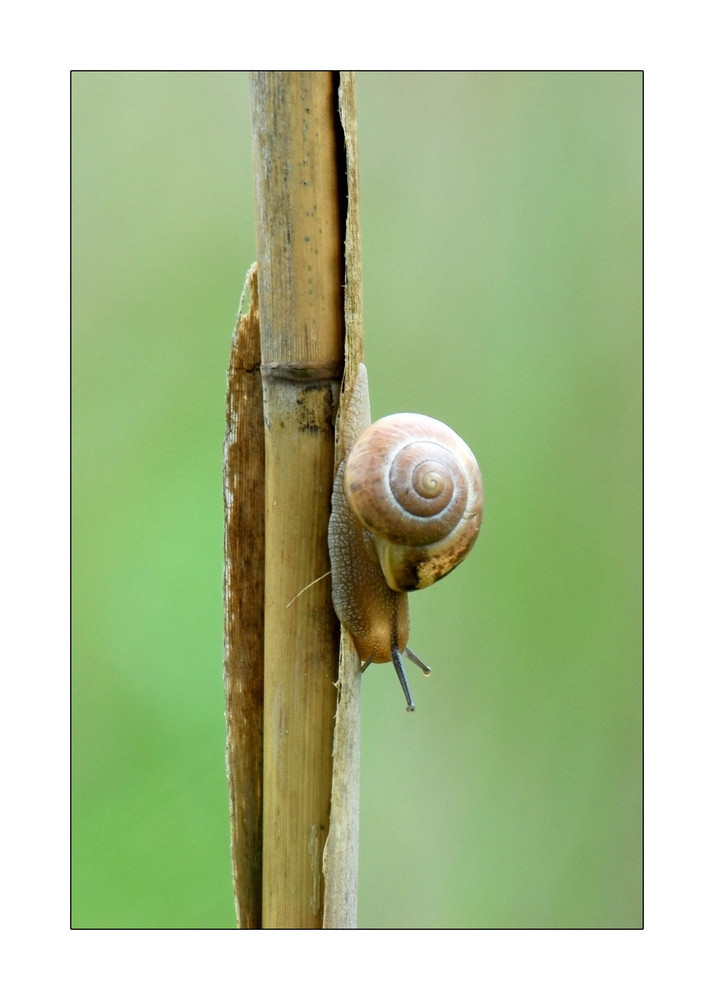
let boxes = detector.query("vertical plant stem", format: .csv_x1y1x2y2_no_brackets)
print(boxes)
224,266,264,928
321,73,364,929
250,71,344,928
226,71,364,929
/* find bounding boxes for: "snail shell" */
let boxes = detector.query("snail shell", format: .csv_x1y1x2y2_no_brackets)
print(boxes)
342,413,484,592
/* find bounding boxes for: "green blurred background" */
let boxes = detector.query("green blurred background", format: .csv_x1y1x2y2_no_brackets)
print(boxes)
72,71,642,929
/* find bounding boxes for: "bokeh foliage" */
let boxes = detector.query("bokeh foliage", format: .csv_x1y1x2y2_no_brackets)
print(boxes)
72,71,641,928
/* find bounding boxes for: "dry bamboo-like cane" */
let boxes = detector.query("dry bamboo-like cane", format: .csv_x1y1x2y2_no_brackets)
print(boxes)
321,73,363,929
225,71,363,929
224,266,264,928
251,71,345,929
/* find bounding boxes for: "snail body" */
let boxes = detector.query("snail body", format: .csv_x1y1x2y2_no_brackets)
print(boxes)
328,364,483,710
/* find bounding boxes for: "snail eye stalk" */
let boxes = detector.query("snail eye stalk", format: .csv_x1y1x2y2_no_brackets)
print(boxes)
391,646,416,712
405,646,431,676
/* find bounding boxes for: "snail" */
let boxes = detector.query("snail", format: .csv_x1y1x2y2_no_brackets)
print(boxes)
328,364,483,711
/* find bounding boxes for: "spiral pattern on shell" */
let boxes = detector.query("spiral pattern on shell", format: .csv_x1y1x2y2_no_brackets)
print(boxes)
343,413,483,553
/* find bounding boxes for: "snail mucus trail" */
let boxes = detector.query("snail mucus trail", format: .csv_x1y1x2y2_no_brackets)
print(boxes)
328,365,483,711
